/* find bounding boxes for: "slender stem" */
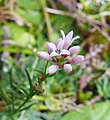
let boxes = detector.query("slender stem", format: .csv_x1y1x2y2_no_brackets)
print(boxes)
44,61,49,75
9,69,15,112
41,0,53,41
25,69,32,92
11,93,14,112
14,91,35,114
33,69,44,74
9,68,13,87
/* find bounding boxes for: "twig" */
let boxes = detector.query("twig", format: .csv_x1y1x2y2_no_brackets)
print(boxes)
62,96,101,112
41,0,53,41
45,7,110,42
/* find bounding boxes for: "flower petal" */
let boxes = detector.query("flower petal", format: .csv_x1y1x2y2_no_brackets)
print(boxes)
71,35,80,43
63,36,72,49
37,52,52,61
63,35,80,50
57,39,64,51
60,30,65,39
60,31,73,49
55,38,63,46
50,51,60,57
64,64,72,73
70,55,85,64
47,65,59,74
66,31,73,39
60,49,70,55
69,46,80,54
46,42,56,53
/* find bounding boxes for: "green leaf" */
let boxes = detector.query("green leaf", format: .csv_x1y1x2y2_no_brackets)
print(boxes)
16,9,42,26
46,73,56,78
7,23,35,47
96,76,110,98
25,69,32,92
61,102,110,120
17,0,41,10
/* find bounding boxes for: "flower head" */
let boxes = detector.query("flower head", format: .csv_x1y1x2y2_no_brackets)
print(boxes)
37,30,84,74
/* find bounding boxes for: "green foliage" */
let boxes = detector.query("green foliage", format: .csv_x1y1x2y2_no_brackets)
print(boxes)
61,102,110,120
0,0,110,119
16,9,42,26
48,66,84,93
79,90,93,102
17,0,41,10
96,75,110,98
7,23,35,47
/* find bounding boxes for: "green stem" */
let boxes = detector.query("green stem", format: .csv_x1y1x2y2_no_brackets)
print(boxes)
44,61,49,75
34,69,44,74
14,91,35,114
25,69,32,92
11,93,14,112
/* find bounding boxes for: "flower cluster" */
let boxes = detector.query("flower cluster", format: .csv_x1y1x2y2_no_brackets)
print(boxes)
37,30,84,74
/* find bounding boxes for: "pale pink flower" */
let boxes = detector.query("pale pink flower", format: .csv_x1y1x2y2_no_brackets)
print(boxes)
46,30,80,57
38,30,80,59
46,41,70,57
37,30,84,74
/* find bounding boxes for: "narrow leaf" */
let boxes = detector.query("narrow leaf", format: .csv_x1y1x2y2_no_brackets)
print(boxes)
25,69,32,91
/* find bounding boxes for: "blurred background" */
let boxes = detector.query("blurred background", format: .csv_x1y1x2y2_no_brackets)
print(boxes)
0,0,110,120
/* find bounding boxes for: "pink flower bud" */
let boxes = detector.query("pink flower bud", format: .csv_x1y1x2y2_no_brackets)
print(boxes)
37,52,52,61
64,64,72,72
47,65,59,74
69,46,80,55
70,55,84,64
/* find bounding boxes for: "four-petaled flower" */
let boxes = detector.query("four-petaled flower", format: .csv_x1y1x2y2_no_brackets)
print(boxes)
37,30,84,74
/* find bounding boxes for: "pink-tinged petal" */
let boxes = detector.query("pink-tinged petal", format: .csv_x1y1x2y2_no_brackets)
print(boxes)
55,38,62,46
63,36,71,49
69,46,80,54
66,31,73,39
63,31,73,49
37,52,52,61
60,49,70,55
57,39,64,51
71,35,80,43
46,42,56,53
64,64,72,73
70,55,85,64
47,65,59,74
60,30,65,39
50,51,60,57
63,35,80,49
